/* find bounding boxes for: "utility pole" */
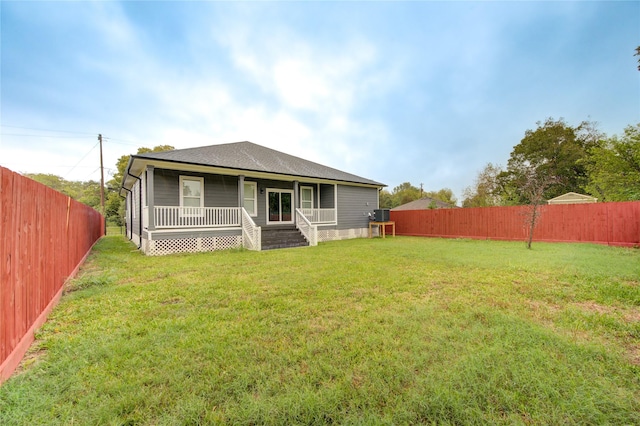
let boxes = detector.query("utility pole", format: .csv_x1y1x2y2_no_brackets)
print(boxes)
99,134,105,215
420,183,424,197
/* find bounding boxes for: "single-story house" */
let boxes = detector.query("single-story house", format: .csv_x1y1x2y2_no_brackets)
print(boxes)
391,197,456,211
547,192,597,205
120,141,386,255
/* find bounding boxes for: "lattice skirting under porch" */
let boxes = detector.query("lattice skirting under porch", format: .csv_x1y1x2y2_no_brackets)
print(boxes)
317,227,373,243
144,235,242,256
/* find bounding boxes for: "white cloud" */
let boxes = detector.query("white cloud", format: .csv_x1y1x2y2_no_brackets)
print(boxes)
206,21,398,177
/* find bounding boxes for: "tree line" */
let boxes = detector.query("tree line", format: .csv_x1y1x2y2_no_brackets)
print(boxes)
377,119,639,211
25,145,174,226
461,120,640,208
24,119,638,223
379,184,457,209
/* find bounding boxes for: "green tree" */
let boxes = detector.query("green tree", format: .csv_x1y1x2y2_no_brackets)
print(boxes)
76,180,101,209
462,163,503,207
585,124,640,201
106,145,175,225
499,118,600,204
635,45,640,71
424,188,457,206
520,165,559,249
391,182,421,207
25,174,101,211
378,182,422,209
379,183,457,208
379,189,394,209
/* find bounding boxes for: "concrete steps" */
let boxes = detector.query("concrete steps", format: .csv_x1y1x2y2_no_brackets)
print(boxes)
261,227,309,250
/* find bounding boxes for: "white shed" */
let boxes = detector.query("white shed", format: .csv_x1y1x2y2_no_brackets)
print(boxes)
547,192,597,205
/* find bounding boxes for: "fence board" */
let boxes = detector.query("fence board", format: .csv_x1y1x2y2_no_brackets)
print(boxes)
391,202,640,247
0,167,104,383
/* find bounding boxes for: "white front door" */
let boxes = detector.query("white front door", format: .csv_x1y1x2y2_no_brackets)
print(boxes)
267,189,294,224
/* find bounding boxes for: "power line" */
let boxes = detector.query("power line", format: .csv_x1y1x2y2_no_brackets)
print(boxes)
102,136,140,147
1,133,90,139
0,124,96,135
1,125,142,146
64,141,100,179
83,167,101,181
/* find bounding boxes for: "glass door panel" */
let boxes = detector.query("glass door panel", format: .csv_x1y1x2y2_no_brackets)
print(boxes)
267,190,294,224
281,193,292,221
269,192,280,222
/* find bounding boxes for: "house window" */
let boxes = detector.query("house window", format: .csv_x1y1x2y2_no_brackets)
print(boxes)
244,181,257,216
301,186,314,209
180,176,204,211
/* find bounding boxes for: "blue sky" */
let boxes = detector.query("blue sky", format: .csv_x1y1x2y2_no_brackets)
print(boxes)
1,1,638,201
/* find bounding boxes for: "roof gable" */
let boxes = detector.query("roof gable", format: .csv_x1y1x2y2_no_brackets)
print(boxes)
547,192,597,204
131,141,384,186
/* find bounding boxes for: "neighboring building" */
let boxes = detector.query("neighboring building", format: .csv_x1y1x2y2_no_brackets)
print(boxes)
120,141,385,255
391,197,455,211
547,192,597,205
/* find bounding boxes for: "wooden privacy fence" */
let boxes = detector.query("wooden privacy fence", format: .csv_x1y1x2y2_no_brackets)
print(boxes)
1,167,104,383
391,201,640,247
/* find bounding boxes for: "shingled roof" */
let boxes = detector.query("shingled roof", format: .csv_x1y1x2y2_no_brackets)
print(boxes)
127,141,384,186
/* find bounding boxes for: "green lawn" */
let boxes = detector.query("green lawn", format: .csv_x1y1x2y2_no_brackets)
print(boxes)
1,236,639,425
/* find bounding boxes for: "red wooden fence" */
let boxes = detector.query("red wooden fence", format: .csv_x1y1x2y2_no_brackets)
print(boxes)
391,202,640,247
1,167,104,383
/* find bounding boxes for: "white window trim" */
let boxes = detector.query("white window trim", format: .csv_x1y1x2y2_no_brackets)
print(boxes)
179,175,204,216
266,188,295,225
243,181,258,217
301,186,314,209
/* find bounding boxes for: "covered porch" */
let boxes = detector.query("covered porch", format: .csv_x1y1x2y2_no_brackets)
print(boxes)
140,205,336,251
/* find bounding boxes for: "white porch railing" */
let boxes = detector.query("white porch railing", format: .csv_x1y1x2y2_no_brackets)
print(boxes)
154,206,241,228
241,208,261,251
299,208,336,224
296,209,318,246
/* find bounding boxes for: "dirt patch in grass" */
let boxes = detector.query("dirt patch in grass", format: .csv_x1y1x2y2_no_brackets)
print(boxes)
570,301,640,365
629,347,640,366
12,346,47,377
573,301,640,323
574,301,615,315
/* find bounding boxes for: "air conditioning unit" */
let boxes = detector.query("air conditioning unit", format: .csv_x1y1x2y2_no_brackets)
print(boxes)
374,209,390,222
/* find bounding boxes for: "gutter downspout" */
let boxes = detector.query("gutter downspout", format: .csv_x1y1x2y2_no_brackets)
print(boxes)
126,171,143,249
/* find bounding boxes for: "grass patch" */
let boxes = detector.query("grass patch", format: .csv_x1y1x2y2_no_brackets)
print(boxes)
106,226,125,236
65,272,115,293
1,236,639,424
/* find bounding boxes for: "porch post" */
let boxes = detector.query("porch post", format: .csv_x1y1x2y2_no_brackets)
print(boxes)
238,175,245,209
147,165,155,231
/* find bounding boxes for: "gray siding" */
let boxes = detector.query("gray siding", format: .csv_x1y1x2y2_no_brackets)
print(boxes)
126,179,142,238
336,185,379,230
153,169,238,207
142,168,380,232
319,184,335,208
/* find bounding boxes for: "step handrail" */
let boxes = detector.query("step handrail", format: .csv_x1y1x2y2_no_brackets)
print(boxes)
295,208,318,246
241,208,261,251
